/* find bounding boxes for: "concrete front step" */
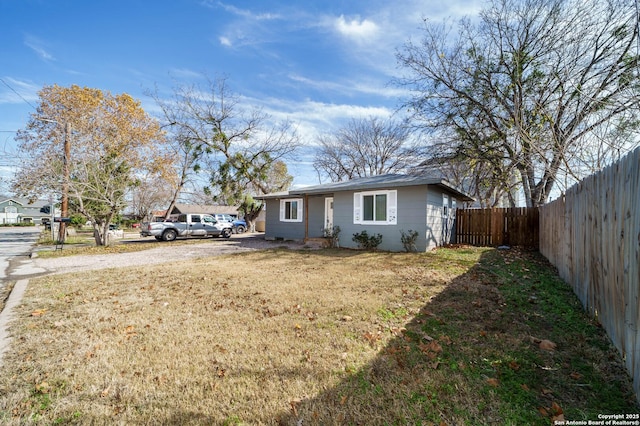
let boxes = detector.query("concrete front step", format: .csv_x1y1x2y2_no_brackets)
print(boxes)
303,237,330,249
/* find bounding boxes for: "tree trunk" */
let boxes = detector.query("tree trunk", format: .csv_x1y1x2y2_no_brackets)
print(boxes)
91,217,114,246
243,206,263,233
93,225,106,246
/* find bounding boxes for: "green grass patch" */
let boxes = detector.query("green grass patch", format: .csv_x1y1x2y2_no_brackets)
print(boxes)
330,248,638,424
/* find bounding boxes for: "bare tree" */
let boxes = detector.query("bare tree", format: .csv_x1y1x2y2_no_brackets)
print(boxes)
413,155,520,207
149,86,213,220
313,116,420,182
397,0,640,207
128,173,175,221
154,76,299,229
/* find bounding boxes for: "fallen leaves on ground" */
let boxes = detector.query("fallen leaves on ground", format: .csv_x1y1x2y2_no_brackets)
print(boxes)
539,339,557,351
419,340,443,360
486,378,500,387
529,336,557,351
363,331,382,347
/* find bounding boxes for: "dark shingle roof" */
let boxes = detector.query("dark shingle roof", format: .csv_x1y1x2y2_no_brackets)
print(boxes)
257,173,474,201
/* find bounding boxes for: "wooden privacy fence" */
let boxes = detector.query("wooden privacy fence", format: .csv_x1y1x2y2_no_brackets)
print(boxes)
455,207,539,248
539,146,640,403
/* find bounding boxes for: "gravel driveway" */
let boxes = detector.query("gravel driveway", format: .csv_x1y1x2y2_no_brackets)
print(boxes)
31,234,307,276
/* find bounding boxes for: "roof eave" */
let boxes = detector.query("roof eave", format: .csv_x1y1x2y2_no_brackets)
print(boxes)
256,175,475,202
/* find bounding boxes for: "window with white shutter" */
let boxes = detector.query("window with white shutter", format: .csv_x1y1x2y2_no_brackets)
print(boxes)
279,198,303,222
353,190,397,225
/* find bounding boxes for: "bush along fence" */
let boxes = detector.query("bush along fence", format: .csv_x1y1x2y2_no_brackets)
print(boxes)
455,207,539,248
539,146,640,403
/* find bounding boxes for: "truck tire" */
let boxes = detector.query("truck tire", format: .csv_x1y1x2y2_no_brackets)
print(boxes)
163,229,178,241
221,228,232,238
235,225,246,234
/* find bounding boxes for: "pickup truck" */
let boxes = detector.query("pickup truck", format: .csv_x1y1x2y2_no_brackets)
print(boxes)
140,213,233,241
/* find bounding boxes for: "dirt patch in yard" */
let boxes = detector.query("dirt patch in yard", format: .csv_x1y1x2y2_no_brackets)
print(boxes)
30,233,305,276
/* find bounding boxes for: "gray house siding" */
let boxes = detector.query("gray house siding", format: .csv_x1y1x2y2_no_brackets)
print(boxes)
426,187,458,247
331,191,361,248
307,196,326,238
402,186,431,251
263,198,305,241
334,186,435,252
263,196,327,241
426,188,444,250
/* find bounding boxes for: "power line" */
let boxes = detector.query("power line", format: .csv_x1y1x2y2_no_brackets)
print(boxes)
0,77,37,111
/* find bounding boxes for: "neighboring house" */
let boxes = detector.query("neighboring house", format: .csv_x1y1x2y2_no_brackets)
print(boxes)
256,173,474,252
147,203,267,224
0,198,53,225
171,203,240,217
149,210,168,222
169,203,266,224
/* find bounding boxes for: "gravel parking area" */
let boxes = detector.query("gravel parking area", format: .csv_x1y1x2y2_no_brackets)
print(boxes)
31,233,307,276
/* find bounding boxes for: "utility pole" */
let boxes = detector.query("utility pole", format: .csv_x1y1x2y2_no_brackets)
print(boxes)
35,116,70,243
58,122,70,243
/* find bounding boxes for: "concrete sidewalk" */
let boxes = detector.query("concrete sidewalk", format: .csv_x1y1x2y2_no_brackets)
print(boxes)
0,226,48,366
0,279,29,365
0,256,49,365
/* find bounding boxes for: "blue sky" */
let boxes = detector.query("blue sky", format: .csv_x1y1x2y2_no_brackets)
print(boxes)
0,0,482,191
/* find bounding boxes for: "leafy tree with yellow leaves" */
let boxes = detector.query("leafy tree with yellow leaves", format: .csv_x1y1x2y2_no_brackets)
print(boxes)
12,84,172,246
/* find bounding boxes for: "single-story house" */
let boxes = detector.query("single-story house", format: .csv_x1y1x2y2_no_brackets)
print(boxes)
0,198,53,225
256,173,474,252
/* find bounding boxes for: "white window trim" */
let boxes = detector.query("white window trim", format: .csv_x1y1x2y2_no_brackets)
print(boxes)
443,194,449,218
279,198,303,222
353,190,397,225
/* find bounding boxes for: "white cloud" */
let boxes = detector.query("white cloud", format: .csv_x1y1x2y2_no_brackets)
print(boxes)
236,94,397,186
293,101,392,142
0,77,39,105
167,68,206,80
24,35,54,61
288,74,409,100
333,15,379,40
214,1,285,49
244,94,393,143
217,2,281,21
313,0,483,75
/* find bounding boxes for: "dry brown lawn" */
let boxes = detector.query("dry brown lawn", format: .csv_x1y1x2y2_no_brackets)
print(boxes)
0,248,465,425
0,246,636,425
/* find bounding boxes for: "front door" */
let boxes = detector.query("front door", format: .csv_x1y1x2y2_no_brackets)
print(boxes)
324,197,334,232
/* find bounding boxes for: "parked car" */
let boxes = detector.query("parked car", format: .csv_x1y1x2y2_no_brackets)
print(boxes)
140,213,232,241
213,214,247,234
212,214,236,223
231,219,247,234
